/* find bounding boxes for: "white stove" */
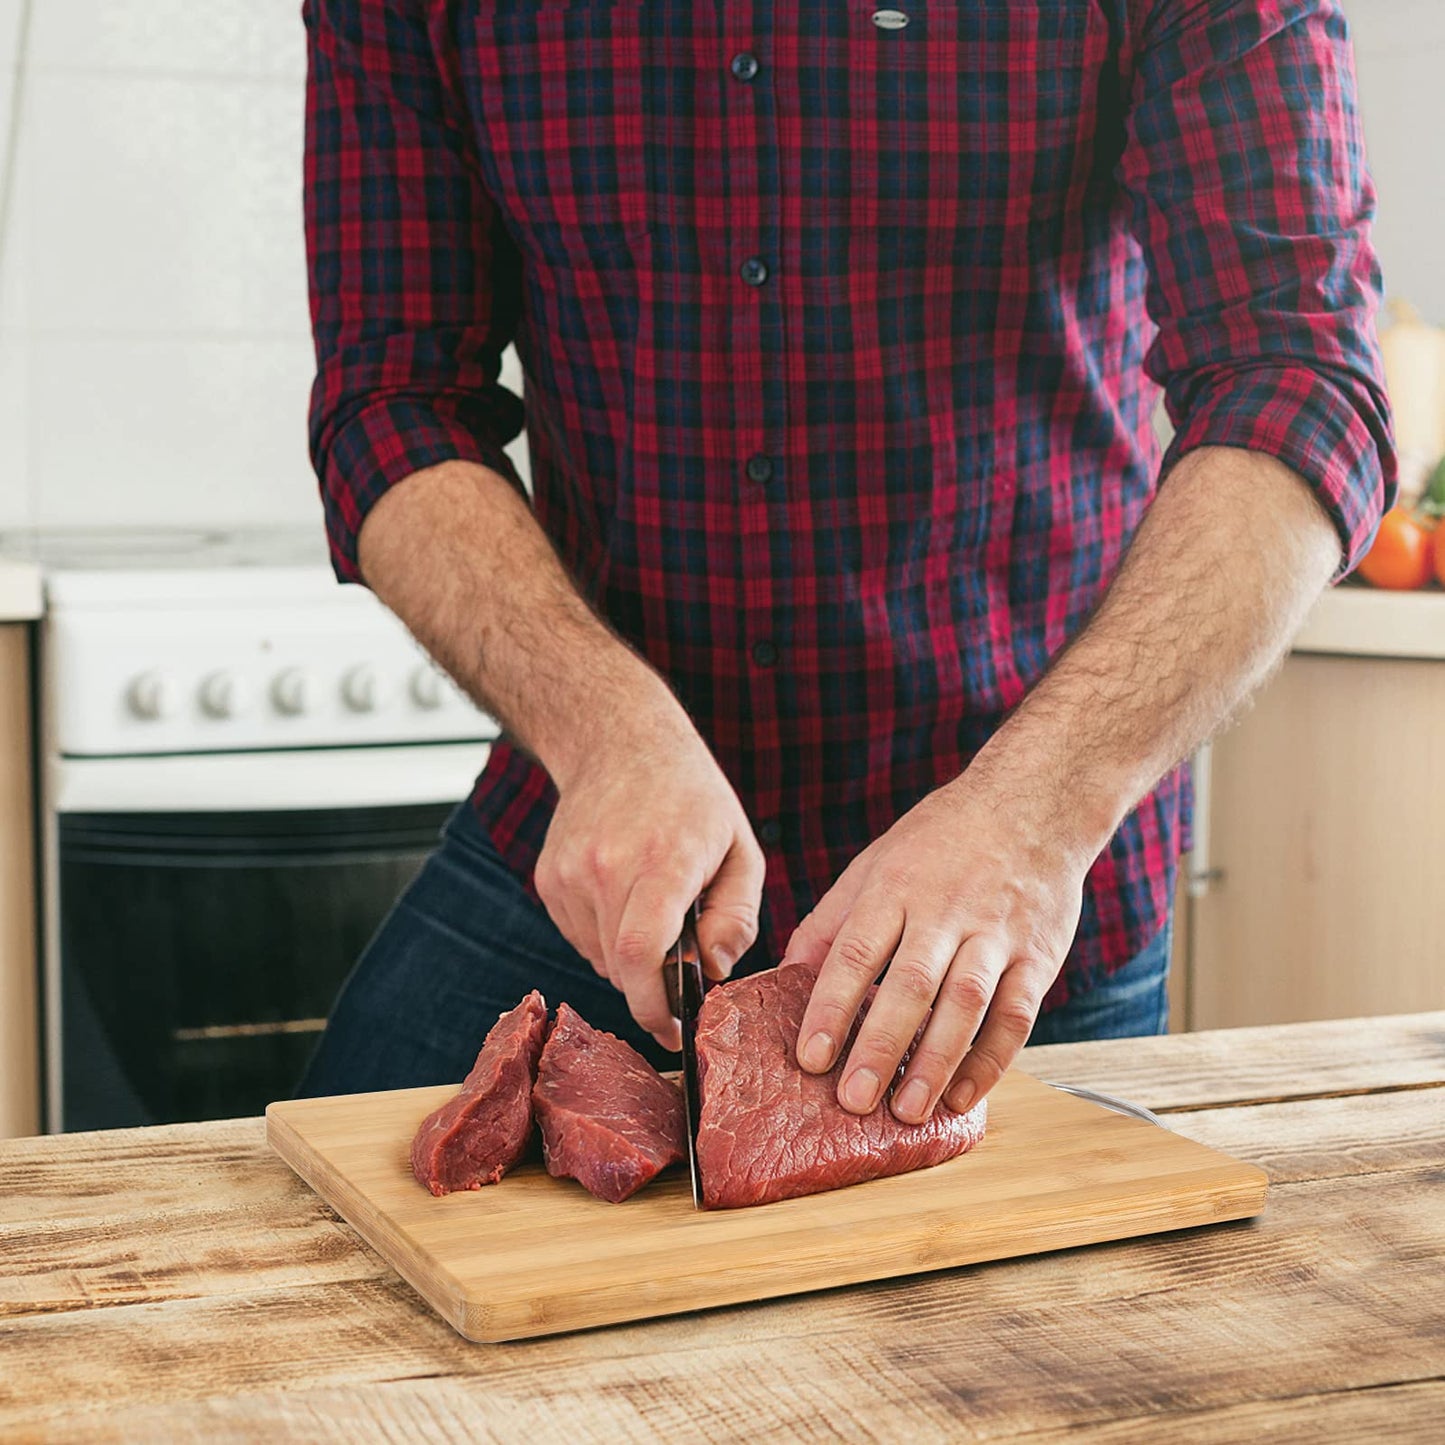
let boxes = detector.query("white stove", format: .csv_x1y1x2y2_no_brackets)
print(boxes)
12,527,493,760
6,526,499,1133
2,526,499,811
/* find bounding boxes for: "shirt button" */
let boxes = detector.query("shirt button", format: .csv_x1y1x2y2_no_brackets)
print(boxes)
730,52,760,82
745,454,774,484
740,256,770,287
758,817,783,847
751,639,780,667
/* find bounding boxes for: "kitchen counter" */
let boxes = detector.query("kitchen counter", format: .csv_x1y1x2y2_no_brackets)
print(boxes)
1294,584,1445,660
0,558,41,622
2,1014,1442,1440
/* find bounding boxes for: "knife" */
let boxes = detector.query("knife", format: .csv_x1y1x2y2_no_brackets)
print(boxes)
666,905,707,1209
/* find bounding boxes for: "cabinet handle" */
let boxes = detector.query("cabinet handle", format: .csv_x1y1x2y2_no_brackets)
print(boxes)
1186,742,1223,899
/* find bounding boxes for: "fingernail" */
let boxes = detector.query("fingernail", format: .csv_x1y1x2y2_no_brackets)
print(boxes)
893,1078,931,1123
799,1031,834,1073
948,1082,977,1115
710,946,735,979
841,1067,881,1113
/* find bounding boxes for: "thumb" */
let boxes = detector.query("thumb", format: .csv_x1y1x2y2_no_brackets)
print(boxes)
696,835,765,980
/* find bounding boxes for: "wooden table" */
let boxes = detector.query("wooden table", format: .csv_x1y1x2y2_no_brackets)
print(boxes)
3,1013,1443,1441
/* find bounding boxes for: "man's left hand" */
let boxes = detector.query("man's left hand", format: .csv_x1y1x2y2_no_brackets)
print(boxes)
784,774,1088,1123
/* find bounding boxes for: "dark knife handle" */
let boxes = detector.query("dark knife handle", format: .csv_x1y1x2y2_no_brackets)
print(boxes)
665,906,703,1020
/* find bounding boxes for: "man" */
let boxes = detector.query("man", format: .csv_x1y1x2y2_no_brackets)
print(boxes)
297,0,1394,1125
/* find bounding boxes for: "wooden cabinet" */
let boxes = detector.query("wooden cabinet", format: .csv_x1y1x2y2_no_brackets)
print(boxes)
0,625,38,1138
1181,648,1445,1030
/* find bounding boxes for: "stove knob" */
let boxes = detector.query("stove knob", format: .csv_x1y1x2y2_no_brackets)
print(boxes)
341,664,390,714
270,668,311,717
409,665,446,711
127,670,178,722
199,671,250,720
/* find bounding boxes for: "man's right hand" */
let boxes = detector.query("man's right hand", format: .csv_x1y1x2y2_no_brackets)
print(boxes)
356,460,764,1051
534,698,765,1052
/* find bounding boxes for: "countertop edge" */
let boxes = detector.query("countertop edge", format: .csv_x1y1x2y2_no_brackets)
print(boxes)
1292,585,1445,661
0,559,43,622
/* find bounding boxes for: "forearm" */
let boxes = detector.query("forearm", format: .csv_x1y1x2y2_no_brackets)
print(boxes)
356,459,690,790
967,445,1342,856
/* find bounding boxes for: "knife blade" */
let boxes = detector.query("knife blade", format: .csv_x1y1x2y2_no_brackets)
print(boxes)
667,906,707,1209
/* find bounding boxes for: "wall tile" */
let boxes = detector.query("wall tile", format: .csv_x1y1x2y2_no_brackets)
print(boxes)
29,0,305,81
8,70,307,337
29,335,321,528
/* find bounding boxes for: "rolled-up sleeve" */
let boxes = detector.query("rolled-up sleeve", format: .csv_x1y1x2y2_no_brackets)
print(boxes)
304,0,525,583
1119,0,1397,575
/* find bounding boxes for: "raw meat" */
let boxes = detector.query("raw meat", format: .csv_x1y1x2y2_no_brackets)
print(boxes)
695,965,988,1208
409,991,549,1196
532,1004,686,1203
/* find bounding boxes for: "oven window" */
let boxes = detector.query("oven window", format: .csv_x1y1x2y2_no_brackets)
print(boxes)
58,804,451,1130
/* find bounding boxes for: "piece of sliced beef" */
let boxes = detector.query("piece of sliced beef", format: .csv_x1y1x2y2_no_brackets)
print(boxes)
695,965,988,1209
409,990,550,1196
532,1003,685,1203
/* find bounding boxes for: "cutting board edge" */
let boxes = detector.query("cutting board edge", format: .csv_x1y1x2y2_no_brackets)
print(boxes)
266,1103,470,1337
456,1158,1271,1342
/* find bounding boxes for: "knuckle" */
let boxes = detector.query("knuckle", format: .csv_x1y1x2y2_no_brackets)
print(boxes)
584,840,619,884
612,929,656,973
533,863,559,907
1013,948,1054,980
887,957,941,1006
964,1044,1010,1088
878,861,917,896
903,1044,959,1089
855,1019,919,1070
831,934,885,983
943,969,994,1017
991,996,1039,1043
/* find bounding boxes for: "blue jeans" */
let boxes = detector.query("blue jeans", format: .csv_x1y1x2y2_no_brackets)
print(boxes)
1024,920,1172,1045
296,802,1171,1097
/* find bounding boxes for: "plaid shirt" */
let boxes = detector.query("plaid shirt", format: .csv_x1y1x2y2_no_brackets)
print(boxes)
305,0,1394,1006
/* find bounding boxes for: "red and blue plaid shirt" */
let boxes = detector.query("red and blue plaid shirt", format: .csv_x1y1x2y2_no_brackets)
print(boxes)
305,0,1394,1006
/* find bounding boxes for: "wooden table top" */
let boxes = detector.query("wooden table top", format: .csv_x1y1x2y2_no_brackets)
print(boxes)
3,1011,1443,1442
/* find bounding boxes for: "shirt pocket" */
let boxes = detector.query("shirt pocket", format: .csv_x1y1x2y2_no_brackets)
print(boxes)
836,0,1106,270
465,0,653,269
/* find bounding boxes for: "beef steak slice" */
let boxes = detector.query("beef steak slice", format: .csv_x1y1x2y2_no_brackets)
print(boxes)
409,990,550,1196
532,1003,686,1203
695,965,988,1208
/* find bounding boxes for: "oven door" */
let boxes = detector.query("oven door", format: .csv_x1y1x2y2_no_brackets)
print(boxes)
45,742,489,1131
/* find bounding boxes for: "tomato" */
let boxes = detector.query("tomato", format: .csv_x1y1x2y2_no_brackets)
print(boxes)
1358,507,1433,590
1434,523,1445,590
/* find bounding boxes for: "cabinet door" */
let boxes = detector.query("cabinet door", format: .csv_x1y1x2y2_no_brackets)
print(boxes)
1189,653,1445,1029
0,625,38,1137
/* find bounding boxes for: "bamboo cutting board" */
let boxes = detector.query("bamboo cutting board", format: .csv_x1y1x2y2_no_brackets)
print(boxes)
267,1071,1267,1342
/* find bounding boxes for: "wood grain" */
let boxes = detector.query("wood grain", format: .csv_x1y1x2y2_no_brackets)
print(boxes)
267,1070,1267,1341
20,1378,1445,1445
1,1014,1440,1439
1,1166,1439,1439
1167,1084,1445,1184
1022,1009,1445,1109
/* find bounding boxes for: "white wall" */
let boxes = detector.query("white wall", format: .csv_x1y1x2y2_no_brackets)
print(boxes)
1349,1,1445,326
0,1,321,530
0,1,1436,531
